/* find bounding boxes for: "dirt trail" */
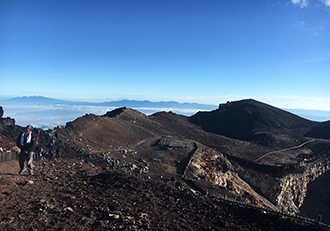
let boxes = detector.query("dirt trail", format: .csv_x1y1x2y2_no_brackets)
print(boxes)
254,139,316,162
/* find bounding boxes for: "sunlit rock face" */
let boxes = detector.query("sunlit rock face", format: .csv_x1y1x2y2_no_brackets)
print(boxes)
183,144,277,209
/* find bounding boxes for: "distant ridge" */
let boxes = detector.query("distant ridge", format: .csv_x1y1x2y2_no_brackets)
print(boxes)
7,96,216,110
8,96,69,105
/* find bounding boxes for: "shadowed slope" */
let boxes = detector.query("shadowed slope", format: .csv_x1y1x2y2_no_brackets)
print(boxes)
305,121,330,140
189,99,317,141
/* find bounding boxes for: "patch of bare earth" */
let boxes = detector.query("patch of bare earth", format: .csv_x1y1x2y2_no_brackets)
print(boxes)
0,156,327,230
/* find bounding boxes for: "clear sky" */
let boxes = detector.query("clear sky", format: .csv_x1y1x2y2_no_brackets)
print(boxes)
1,0,330,110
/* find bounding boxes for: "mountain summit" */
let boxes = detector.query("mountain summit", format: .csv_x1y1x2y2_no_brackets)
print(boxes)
190,99,317,141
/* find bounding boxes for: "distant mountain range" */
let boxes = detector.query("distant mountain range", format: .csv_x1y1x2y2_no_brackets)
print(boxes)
6,96,216,110
1,96,329,129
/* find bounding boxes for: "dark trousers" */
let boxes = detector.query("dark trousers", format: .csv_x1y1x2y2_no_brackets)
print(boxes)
35,150,41,161
19,151,34,173
49,151,54,160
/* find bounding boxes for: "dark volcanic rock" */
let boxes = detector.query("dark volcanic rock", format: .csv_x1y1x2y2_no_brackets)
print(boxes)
190,99,317,141
103,107,127,118
300,169,330,224
0,113,21,149
0,106,3,118
0,116,17,134
305,121,330,140
0,158,327,231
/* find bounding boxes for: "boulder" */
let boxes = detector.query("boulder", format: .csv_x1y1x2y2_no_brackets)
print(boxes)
0,106,3,118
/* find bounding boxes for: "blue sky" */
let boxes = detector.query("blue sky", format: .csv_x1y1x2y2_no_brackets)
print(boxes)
1,0,330,110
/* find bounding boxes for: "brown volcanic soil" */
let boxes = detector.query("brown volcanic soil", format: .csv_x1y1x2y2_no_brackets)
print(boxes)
56,104,328,168
1,102,330,230
0,156,328,231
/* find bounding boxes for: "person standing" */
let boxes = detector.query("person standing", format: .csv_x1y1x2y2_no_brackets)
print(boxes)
36,147,44,161
55,147,60,159
49,139,56,160
17,125,35,175
34,129,41,161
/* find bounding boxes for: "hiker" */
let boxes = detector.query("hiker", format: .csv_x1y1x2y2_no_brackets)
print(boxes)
17,125,36,175
34,146,41,161
37,147,44,160
34,129,41,161
49,139,56,160
55,147,60,159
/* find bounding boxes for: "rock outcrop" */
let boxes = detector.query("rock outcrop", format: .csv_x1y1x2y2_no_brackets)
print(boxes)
0,106,3,118
232,153,330,214
0,107,20,149
183,144,277,210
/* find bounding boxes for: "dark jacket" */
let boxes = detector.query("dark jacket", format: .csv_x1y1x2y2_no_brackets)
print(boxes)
49,141,56,154
17,132,36,153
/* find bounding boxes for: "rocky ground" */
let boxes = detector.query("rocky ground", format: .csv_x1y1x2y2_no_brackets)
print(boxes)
0,154,329,231
1,101,330,230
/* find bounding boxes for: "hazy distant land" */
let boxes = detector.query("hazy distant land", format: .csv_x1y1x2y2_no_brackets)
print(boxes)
0,96,329,129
